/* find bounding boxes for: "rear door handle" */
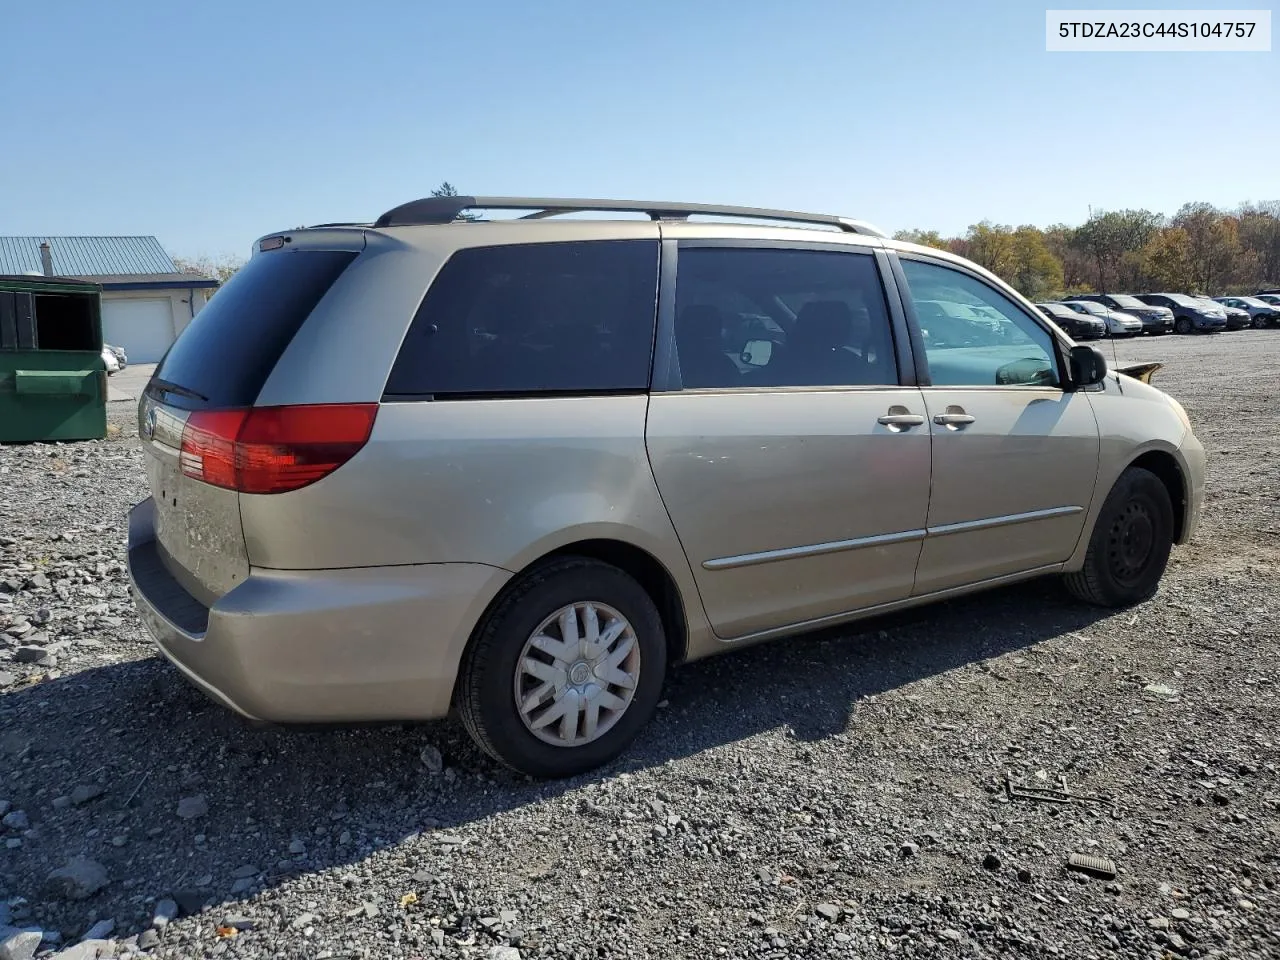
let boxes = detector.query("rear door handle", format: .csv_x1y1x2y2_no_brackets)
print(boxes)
933,413,976,426
877,413,925,427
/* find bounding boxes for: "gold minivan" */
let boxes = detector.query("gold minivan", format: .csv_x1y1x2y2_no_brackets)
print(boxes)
127,197,1205,777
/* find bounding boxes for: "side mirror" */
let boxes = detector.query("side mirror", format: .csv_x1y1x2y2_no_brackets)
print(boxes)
1069,344,1108,386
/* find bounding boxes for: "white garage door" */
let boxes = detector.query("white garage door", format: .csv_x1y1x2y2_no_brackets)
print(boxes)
101,299,175,363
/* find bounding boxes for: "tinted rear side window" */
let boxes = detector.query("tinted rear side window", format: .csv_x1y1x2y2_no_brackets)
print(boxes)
385,240,659,397
151,250,356,408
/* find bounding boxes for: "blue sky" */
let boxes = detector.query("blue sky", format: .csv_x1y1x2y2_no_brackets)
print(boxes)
2,0,1275,260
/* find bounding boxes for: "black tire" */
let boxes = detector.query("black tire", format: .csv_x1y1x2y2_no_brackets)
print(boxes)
456,557,667,778
1174,316,1193,335
1253,315,1268,329
1064,466,1174,608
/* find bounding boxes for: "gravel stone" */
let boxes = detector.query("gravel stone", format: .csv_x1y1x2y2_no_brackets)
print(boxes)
1,340,1279,959
0,929,42,960
419,743,444,773
80,920,114,941
174,795,207,819
2,810,29,831
48,940,113,960
12,647,53,666
44,857,109,900
69,784,104,806
151,899,178,928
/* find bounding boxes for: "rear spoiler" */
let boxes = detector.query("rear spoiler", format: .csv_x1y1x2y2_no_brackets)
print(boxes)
1116,362,1163,385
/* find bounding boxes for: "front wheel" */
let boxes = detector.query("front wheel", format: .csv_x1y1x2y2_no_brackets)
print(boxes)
1253,315,1268,329
1064,466,1175,608
456,557,667,778
1174,316,1193,335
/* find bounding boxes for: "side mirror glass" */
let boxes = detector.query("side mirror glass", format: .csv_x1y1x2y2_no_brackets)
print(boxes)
1069,344,1108,386
740,339,773,367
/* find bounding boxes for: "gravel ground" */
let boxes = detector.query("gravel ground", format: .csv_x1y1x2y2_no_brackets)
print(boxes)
2,332,1278,960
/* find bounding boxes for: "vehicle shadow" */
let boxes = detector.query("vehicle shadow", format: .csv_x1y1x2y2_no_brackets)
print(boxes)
0,576,1114,941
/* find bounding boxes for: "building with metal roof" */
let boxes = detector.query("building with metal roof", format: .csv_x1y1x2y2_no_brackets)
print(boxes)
0,236,220,362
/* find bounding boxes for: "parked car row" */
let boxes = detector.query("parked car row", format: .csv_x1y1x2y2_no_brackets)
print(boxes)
1035,291,1280,338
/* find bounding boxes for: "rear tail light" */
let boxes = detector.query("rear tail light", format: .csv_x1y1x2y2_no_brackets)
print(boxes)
180,403,377,494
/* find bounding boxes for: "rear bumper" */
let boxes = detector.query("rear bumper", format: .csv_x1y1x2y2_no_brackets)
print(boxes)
127,498,511,723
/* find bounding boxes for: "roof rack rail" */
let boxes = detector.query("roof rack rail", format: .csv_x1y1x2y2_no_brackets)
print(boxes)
371,196,884,236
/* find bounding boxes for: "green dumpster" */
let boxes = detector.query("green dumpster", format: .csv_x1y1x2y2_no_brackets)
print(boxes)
0,275,108,443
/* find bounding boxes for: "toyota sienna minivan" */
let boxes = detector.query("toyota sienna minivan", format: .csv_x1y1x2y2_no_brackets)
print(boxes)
128,196,1206,778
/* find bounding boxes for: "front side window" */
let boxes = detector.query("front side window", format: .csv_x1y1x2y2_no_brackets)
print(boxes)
899,258,1060,388
385,240,659,397
672,247,897,389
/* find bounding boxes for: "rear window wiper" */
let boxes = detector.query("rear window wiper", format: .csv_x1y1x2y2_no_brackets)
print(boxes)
148,377,209,403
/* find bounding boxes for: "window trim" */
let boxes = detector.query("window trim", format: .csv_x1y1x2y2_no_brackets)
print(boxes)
888,251,1071,391
658,239,919,393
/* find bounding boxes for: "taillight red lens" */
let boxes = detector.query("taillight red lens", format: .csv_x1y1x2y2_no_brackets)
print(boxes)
180,409,248,489
179,404,377,494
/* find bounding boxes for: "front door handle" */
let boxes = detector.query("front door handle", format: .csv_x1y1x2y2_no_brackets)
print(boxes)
933,412,976,427
877,413,926,428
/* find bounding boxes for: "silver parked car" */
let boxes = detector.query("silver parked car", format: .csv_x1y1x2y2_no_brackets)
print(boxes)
1213,296,1279,329
1061,299,1144,337
128,196,1206,777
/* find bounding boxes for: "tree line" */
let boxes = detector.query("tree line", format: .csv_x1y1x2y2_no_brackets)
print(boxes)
893,200,1280,301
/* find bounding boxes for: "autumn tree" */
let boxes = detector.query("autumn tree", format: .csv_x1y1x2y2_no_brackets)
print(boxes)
1139,228,1194,291
1042,224,1093,292
1009,226,1064,301
962,221,1017,278
1070,209,1162,292
1172,202,1239,293
892,228,948,250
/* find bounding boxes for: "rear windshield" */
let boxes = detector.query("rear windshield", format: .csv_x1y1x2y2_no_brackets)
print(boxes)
385,240,659,398
151,249,356,408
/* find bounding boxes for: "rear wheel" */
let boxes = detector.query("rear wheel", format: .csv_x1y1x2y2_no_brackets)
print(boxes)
456,557,667,778
1174,316,1193,335
1064,466,1174,608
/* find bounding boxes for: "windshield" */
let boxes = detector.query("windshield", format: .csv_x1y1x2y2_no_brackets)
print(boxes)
1109,294,1146,309
1066,300,1106,315
1165,294,1201,306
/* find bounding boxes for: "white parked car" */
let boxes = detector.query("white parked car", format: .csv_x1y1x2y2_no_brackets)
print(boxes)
101,345,120,375
1062,300,1143,337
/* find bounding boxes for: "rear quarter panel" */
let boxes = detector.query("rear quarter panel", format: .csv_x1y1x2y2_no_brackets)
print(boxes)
237,396,718,657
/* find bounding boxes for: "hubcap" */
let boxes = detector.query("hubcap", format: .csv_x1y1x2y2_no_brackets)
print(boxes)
1107,500,1155,585
514,601,641,747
